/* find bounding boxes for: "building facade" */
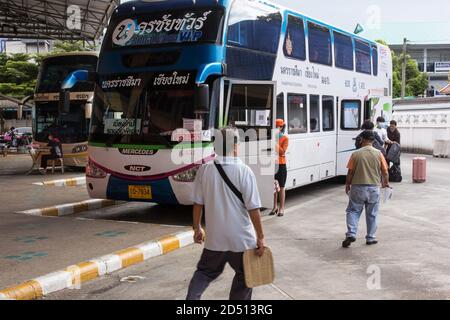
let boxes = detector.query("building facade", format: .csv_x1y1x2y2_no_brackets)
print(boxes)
0,100,32,132
390,43,450,95
0,39,52,54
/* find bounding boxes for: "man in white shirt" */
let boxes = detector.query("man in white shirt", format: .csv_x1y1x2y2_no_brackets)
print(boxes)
186,128,265,300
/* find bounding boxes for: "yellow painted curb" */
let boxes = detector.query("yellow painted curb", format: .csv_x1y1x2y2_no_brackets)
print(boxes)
16,199,123,217
0,230,194,300
33,176,86,187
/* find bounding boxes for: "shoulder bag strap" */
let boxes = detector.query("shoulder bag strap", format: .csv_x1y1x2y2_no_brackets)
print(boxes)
214,161,245,206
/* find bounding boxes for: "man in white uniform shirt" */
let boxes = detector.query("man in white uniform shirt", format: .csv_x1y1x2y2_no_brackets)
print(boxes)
186,128,265,300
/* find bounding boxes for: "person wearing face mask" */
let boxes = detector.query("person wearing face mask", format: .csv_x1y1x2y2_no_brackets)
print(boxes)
374,116,392,146
270,119,289,217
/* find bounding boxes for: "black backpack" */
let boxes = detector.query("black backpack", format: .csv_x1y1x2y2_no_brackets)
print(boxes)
386,143,401,164
389,165,402,183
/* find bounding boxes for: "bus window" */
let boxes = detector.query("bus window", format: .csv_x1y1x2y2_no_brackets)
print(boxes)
226,0,282,80
284,15,306,61
308,22,332,66
227,0,281,53
372,45,378,76
287,93,307,134
276,93,284,121
341,100,361,130
334,32,354,70
228,84,273,141
355,40,371,74
309,95,320,133
322,96,334,131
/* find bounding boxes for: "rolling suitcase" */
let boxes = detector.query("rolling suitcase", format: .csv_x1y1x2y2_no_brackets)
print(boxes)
412,157,427,183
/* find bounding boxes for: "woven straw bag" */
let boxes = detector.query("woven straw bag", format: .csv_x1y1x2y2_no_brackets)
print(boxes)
243,247,275,288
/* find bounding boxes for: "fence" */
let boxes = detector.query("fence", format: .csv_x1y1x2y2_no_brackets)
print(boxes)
393,97,450,155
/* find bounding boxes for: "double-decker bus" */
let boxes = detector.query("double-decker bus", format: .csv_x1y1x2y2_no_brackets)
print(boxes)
62,0,392,207
34,52,98,167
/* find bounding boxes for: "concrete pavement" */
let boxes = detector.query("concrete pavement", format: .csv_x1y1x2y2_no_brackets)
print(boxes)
44,154,450,300
0,154,193,290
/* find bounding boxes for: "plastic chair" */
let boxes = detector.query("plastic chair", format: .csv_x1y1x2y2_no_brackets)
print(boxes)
48,158,64,174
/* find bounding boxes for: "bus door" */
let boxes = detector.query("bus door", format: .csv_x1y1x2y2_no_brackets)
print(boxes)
336,98,363,175
223,79,276,209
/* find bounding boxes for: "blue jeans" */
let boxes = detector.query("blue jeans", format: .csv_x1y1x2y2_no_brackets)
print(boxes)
346,185,381,241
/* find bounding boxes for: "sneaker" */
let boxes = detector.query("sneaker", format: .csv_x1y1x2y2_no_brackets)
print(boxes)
366,240,378,246
342,237,356,248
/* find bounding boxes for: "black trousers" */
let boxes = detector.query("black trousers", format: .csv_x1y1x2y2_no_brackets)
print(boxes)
186,249,252,300
41,154,58,169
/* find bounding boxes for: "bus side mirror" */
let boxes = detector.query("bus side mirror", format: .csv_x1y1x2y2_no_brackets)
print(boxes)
195,84,210,111
59,89,70,114
85,101,93,119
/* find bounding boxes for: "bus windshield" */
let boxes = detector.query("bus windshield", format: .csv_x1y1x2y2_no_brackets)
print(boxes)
90,71,208,146
35,101,89,143
105,7,224,49
36,55,97,93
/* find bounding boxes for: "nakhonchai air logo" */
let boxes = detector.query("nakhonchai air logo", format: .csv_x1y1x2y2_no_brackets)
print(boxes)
112,19,136,46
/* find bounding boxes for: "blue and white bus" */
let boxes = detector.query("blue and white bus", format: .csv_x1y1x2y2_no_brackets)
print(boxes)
62,0,392,207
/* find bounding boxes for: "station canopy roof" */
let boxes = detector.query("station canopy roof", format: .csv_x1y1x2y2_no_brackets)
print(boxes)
0,0,120,41
440,84,450,95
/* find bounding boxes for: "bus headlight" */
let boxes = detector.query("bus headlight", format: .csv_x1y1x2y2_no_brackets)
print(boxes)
172,167,199,182
86,160,107,178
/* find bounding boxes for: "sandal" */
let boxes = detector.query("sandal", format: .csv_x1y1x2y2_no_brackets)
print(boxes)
269,209,278,216
278,211,284,217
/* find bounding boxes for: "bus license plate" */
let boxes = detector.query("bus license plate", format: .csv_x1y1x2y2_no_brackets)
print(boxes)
128,185,152,200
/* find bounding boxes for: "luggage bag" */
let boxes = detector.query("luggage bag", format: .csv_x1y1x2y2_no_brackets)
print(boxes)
412,157,427,183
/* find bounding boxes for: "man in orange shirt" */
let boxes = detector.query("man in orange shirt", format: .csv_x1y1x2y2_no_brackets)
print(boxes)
343,130,390,248
270,119,289,217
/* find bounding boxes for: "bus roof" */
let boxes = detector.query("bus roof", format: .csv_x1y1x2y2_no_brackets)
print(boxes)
116,0,381,47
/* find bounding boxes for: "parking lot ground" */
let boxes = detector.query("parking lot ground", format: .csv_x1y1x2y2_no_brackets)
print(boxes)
1,153,450,299
45,154,450,300
0,155,193,289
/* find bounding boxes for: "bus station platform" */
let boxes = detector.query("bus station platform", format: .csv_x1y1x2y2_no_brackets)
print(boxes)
1,153,449,299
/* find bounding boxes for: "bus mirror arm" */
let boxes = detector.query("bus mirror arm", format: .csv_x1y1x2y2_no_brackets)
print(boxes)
61,70,94,90
59,70,97,115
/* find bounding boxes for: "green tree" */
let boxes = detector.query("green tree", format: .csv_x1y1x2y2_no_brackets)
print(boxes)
0,53,38,99
393,53,429,98
52,40,96,53
376,39,429,98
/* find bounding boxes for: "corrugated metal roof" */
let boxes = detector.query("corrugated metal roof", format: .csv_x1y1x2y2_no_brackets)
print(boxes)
0,0,119,41
0,99,18,108
440,84,450,95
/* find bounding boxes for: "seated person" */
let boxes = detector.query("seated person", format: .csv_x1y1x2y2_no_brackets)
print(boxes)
289,118,306,133
40,134,63,173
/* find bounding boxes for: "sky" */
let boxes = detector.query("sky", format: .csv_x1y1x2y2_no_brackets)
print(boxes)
273,0,450,44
